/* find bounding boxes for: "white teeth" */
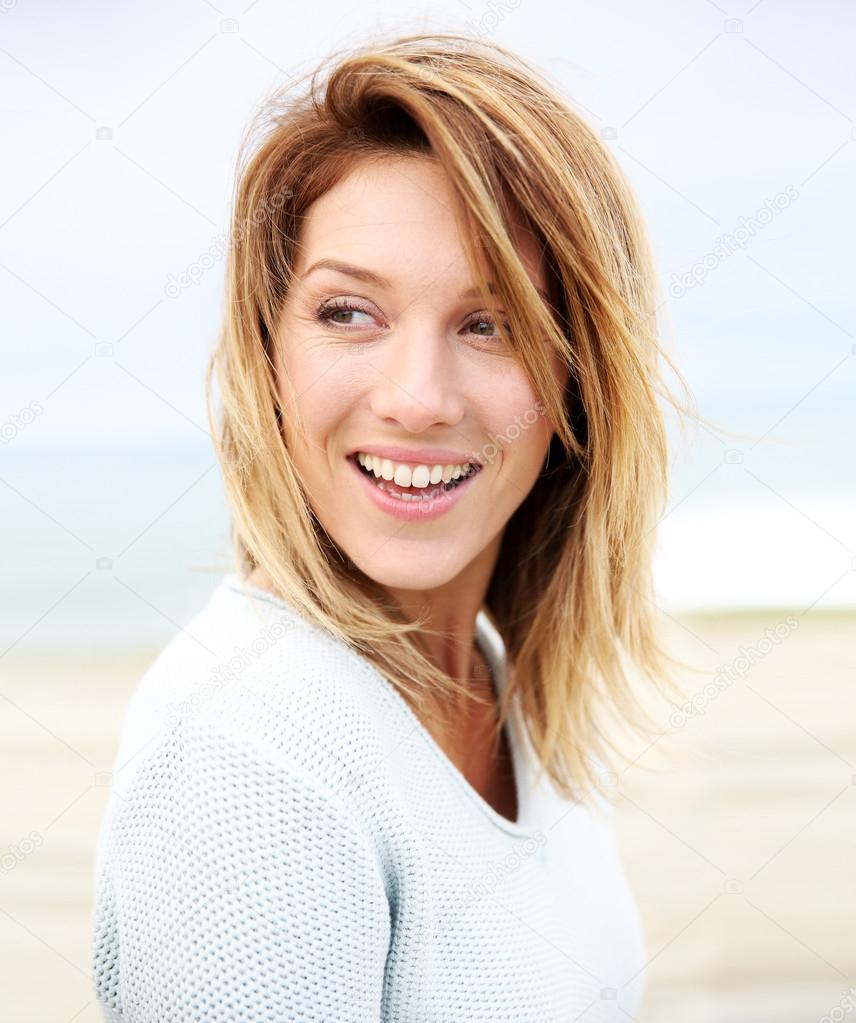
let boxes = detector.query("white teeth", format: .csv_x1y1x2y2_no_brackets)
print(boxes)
411,465,430,488
356,452,478,489
378,482,441,501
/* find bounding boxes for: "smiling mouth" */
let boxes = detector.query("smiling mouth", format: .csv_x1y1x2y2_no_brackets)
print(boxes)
348,454,482,501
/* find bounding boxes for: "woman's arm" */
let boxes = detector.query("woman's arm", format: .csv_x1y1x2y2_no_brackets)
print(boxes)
92,717,391,1022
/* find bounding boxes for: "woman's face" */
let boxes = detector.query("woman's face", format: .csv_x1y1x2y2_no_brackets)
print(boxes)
273,154,567,593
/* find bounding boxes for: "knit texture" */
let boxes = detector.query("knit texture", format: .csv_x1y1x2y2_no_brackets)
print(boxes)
91,573,647,1021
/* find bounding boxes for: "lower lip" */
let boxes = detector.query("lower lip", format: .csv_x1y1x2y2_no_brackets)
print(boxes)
347,456,482,522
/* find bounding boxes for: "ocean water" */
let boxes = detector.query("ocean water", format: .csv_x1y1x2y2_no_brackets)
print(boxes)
0,445,233,654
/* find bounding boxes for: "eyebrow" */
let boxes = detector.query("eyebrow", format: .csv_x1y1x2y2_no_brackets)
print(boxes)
299,257,549,302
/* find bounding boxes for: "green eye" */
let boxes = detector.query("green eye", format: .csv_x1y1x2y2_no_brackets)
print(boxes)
465,315,512,348
315,299,375,327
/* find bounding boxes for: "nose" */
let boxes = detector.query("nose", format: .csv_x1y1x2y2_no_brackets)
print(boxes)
367,325,465,433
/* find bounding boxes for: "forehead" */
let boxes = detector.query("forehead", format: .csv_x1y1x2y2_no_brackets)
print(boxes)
292,154,547,295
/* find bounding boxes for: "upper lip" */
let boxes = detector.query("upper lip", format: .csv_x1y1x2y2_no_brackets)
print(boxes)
350,445,482,467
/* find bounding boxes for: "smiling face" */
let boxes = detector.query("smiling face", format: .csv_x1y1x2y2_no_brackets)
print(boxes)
272,154,567,596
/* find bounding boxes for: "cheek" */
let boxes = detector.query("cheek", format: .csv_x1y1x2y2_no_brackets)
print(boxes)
277,344,363,454
487,375,552,463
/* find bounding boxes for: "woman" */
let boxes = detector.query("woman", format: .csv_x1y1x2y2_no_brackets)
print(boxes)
92,31,692,1022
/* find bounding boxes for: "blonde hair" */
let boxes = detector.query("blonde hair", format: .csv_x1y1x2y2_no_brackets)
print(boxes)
206,30,700,807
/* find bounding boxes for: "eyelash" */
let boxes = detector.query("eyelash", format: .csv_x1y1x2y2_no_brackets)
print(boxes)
313,297,511,346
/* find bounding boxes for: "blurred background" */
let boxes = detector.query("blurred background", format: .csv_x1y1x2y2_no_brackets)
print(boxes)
1,1,853,1020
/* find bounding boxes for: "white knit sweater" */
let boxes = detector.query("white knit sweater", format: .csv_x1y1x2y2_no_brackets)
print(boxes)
91,572,647,1021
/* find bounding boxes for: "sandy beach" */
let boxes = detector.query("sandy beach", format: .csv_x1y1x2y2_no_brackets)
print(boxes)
1,608,853,1022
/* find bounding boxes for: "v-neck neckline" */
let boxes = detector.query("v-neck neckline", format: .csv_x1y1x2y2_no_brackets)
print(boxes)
219,571,539,838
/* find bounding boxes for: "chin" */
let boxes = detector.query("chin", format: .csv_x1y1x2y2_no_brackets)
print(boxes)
345,542,469,593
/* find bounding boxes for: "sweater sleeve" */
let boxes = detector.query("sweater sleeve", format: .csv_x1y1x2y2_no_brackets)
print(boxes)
92,717,391,1022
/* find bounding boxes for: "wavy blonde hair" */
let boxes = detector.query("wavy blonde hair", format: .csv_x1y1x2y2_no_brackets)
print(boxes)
206,30,699,807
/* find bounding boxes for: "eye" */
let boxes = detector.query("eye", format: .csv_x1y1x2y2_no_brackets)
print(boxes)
314,298,377,329
464,312,511,346
312,297,511,349
468,313,507,337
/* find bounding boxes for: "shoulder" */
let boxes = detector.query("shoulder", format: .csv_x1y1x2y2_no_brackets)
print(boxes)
93,708,393,1021
108,577,400,808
